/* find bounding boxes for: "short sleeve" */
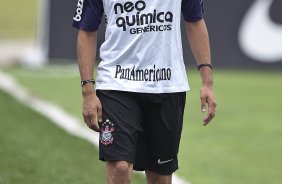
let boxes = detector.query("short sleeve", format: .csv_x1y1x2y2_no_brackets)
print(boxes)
72,0,104,32
181,0,204,22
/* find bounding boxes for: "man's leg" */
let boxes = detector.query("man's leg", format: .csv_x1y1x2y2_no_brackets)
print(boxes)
134,92,186,179
97,91,143,184
145,170,172,184
106,161,133,184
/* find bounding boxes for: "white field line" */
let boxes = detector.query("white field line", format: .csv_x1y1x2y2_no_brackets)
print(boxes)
15,72,79,79
0,70,190,184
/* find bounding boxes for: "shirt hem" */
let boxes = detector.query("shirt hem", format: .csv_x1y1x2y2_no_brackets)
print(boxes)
96,85,190,94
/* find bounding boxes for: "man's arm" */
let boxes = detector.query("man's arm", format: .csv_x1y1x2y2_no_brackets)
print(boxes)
186,20,216,126
77,30,102,131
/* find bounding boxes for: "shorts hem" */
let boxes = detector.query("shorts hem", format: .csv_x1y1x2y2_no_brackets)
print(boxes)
133,167,179,176
99,156,135,164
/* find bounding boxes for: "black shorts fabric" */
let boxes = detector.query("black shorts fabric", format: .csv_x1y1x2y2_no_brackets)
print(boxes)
96,90,186,175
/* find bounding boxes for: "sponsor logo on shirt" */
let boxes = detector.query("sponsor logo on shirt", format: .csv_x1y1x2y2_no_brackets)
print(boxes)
114,64,172,82
113,0,173,34
73,0,84,22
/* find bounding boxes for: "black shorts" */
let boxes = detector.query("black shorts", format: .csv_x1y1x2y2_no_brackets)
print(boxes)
96,90,186,175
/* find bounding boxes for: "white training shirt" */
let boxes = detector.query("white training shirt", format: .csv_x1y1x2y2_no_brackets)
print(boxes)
73,0,204,93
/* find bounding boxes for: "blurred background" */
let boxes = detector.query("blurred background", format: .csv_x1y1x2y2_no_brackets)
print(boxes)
0,0,281,184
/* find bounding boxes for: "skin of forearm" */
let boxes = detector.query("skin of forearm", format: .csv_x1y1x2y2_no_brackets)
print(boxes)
186,20,213,87
77,30,97,95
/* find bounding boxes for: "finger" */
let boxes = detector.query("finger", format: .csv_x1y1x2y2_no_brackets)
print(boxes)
83,112,98,131
200,96,207,112
203,101,216,126
97,106,103,123
203,113,214,126
89,114,100,132
83,114,91,127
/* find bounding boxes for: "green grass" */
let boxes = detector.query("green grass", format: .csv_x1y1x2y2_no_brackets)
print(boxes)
0,0,37,39
179,70,282,184
0,74,145,183
2,66,282,184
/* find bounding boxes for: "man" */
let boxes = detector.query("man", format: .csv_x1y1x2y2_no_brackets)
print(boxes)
73,0,216,183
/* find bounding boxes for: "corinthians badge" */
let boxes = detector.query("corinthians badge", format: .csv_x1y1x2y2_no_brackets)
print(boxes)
100,119,115,146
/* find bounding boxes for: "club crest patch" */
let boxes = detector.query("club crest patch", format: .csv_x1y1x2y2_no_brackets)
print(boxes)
100,119,115,146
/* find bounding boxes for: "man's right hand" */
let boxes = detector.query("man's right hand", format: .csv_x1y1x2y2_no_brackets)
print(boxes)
77,30,101,131
82,91,102,132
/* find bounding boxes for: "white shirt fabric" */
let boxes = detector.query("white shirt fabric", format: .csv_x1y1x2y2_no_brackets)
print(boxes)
72,0,204,93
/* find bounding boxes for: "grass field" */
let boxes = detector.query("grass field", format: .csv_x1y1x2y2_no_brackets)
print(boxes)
1,1,282,183
1,66,282,184
0,82,145,184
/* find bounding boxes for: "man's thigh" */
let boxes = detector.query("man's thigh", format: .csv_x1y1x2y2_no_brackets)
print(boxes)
97,90,143,163
134,92,186,175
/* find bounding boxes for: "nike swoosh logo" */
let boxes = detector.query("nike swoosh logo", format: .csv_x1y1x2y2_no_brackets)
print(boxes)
239,0,282,63
157,159,174,165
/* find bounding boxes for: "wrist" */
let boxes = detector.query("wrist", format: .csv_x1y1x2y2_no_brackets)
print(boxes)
198,64,212,71
199,65,213,87
81,79,95,86
202,81,213,88
82,83,95,96
201,73,213,88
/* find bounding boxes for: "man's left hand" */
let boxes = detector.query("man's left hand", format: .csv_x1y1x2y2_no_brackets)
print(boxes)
200,86,216,126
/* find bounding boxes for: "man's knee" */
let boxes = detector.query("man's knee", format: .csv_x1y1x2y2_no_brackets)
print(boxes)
107,161,132,176
145,170,172,184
